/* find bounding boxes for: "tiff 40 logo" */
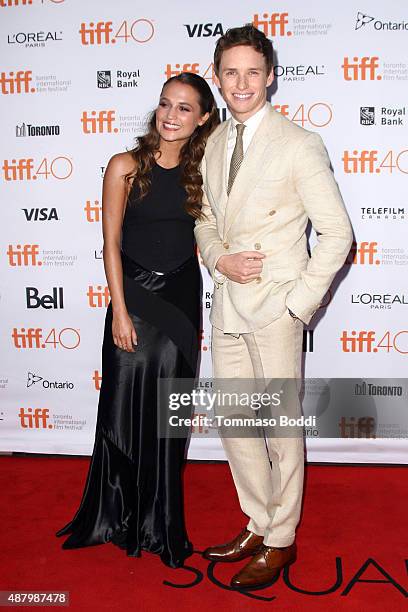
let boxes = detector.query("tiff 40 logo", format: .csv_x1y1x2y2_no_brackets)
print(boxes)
273,103,332,127
2,157,73,180
12,327,80,349
342,150,408,174
79,19,154,45
340,330,408,354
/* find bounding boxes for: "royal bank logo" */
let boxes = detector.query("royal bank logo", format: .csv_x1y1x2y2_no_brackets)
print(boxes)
360,107,375,125
97,70,111,88
97,69,140,89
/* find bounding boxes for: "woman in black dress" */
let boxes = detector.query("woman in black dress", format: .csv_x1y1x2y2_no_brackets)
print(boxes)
56,73,219,568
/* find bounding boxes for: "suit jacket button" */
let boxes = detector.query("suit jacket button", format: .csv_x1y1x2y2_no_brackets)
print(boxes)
223,242,229,249
256,276,262,283
269,210,276,216
254,243,261,250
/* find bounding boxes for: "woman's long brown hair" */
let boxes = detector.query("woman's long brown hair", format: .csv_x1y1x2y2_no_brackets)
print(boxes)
125,72,219,219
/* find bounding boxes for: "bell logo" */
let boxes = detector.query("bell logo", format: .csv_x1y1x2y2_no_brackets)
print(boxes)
342,57,381,81
84,200,102,222
0,70,34,94
346,241,380,265
252,12,291,37
26,287,64,309
87,285,110,307
81,110,117,134
7,244,41,266
79,19,154,45
19,407,52,429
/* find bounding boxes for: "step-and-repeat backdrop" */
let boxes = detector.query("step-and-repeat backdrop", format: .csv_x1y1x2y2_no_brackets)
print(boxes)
1,0,407,462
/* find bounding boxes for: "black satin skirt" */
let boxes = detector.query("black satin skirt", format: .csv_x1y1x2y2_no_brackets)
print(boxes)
56,252,201,568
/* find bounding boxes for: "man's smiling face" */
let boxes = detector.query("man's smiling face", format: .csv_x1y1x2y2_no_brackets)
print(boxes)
214,45,274,122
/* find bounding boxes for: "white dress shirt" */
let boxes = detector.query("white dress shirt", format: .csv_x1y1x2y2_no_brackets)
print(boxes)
225,103,268,188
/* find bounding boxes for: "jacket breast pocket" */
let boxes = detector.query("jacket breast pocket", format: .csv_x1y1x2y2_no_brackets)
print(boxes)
251,177,290,205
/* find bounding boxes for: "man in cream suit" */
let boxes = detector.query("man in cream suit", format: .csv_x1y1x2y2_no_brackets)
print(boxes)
194,25,353,590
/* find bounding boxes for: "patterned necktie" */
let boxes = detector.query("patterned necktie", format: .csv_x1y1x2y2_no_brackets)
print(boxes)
227,123,246,195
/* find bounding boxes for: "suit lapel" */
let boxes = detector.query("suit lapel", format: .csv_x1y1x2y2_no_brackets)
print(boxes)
223,106,284,238
206,120,230,213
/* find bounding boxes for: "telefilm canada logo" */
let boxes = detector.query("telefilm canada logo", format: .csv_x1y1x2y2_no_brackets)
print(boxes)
97,69,140,89
355,11,408,31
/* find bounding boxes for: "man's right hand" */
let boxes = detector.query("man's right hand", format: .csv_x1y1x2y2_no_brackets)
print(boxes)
216,251,266,283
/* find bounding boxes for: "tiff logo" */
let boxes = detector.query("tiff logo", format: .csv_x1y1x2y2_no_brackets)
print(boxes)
165,63,200,80
346,241,380,265
79,21,112,45
7,244,41,266
2,158,34,180
12,328,42,348
84,200,101,222
339,416,376,438
0,70,34,94
93,370,102,391
81,110,117,134
342,150,378,173
19,407,51,429
87,285,110,307
342,56,381,81
252,12,291,37
340,330,376,352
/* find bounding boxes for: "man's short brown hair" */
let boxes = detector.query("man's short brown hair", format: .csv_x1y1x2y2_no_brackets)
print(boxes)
214,24,273,76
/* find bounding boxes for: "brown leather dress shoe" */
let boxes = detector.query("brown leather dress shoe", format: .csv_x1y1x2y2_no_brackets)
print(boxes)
202,528,264,563
231,543,296,589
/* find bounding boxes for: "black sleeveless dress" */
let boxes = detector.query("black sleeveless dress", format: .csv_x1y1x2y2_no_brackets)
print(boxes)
56,163,201,568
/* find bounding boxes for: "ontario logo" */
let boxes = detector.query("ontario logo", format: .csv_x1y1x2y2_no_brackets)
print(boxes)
355,11,408,31
27,371,74,389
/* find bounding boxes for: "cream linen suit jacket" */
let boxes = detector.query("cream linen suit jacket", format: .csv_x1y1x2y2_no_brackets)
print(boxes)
194,105,353,334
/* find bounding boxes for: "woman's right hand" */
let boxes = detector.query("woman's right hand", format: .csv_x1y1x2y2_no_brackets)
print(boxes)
112,310,138,352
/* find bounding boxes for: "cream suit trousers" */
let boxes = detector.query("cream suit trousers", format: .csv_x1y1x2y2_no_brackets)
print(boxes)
212,308,304,548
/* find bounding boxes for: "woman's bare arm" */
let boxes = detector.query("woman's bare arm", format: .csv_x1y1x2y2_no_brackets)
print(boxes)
102,152,137,352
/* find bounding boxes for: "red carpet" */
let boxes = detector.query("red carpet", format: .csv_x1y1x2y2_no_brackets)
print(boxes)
0,457,407,610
